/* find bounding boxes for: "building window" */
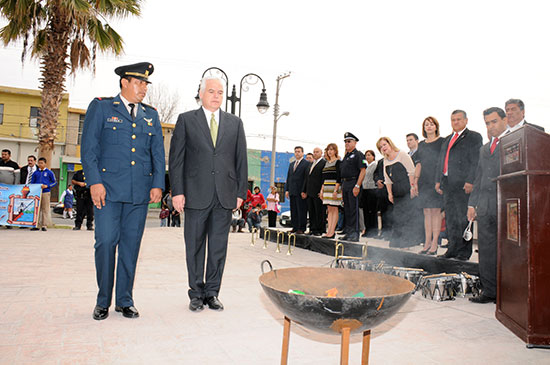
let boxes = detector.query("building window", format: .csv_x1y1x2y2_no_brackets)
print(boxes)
0,104,3,125
275,182,286,203
77,113,85,144
29,106,40,127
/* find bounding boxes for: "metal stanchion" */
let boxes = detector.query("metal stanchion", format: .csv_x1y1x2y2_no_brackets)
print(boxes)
334,240,368,260
251,227,258,246
263,229,272,249
287,233,296,255
276,231,285,253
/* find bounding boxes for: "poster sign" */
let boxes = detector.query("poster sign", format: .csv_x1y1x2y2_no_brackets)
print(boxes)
0,183,42,227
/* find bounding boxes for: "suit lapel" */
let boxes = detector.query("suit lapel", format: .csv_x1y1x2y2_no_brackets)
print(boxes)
216,110,227,147
196,108,215,149
112,95,130,121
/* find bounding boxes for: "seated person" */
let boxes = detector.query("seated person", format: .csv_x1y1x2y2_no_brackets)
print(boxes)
247,206,262,232
231,208,246,232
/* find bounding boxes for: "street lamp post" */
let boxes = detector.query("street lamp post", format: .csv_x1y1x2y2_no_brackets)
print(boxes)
269,72,291,187
195,67,269,117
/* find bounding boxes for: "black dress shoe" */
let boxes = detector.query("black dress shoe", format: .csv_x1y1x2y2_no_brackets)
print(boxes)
453,256,469,261
469,295,496,304
204,296,224,311
347,236,359,242
339,235,349,240
87,226,94,231
189,297,204,312
31,227,39,231
115,305,139,318
41,227,47,231
73,226,81,230
93,305,109,320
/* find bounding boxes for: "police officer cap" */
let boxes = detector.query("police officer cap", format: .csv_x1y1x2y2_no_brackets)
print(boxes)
114,62,154,83
344,132,359,142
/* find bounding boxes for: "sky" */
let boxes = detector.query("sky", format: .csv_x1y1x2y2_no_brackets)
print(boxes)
2,0,550,154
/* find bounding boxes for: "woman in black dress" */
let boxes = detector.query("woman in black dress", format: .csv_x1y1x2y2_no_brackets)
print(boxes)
376,137,417,248
415,116,444,255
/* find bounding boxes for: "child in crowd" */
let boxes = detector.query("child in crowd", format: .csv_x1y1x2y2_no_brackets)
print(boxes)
159,205,170,227
59,184,74,219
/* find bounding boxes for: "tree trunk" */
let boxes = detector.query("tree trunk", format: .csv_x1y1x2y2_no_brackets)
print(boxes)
37,2,70,169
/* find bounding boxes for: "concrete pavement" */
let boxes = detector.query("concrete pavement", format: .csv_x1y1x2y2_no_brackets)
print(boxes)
0,223,547,364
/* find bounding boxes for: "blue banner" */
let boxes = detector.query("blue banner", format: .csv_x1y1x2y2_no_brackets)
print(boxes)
0,183,42,227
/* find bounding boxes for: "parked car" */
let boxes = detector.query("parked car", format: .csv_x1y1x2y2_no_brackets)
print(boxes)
279,210,292,227
278,210,309,228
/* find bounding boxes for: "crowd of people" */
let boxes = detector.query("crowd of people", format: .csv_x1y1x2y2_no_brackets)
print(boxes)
280,98,544,305
0,149,95,231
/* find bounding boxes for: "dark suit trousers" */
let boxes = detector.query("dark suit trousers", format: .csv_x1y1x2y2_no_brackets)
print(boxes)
306,195,325,234
75,196,94,228
342,181,360,237
290,195,307,231
477,214,497,298
184,193,232,299
442,181,472,259
94,201,148,308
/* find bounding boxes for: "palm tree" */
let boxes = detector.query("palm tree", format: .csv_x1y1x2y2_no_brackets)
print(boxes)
0,0,141,166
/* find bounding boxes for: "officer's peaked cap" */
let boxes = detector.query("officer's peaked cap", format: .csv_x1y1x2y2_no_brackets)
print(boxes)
115,62,154,83
344,132,359,142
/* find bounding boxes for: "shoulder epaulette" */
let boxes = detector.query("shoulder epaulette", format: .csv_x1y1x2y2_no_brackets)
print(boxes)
141,102,157,111
95,97,114,101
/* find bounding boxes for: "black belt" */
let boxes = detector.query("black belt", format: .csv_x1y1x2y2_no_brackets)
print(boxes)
341,177,357,182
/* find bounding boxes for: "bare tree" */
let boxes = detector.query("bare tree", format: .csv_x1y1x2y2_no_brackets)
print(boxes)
144,83,179,124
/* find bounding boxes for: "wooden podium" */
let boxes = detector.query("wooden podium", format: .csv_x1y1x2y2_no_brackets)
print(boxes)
496,125,550,348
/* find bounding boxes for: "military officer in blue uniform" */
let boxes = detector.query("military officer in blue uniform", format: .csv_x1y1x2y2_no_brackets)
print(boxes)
337,132,367,242
81,62,165,320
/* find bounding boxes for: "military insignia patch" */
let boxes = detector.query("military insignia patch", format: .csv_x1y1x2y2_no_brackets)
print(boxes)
107,117,122,123
113,101,120,105
144,118,153,126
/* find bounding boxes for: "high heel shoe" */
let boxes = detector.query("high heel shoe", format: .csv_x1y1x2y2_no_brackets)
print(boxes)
322,234,335,239
419,248,430,254
427,248,438,255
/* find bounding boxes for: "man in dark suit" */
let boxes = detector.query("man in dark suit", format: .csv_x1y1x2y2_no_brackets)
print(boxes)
302,147,326,235
19,155,37,185
82,62,165,320
467,107,508,304
169,76,248,312
435,110,482,260
285,146,310,234
504,98,545,133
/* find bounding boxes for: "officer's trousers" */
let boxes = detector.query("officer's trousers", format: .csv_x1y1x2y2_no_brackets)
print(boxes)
94,201,148,308
342,181,361,237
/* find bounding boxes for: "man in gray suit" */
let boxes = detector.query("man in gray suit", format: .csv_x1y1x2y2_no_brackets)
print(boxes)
169,76,248,312
467,107,508,304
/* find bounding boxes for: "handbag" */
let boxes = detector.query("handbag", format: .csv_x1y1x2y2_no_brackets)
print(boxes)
463,221,473,241
275,203,281,213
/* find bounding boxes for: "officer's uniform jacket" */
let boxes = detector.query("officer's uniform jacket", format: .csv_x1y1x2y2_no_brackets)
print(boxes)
81,94,165,204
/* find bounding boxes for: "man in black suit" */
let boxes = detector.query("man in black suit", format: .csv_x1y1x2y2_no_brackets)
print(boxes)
19,155,37,185
302,147,326,235
504,98,545,133
435,110,482,260
169,76,248,312
285,146,310,234
467,107,508,304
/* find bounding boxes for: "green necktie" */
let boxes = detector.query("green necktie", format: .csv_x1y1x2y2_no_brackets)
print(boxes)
210,113,218,146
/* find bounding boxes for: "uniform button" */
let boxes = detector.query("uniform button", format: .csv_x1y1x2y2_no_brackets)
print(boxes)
112,126,116,130
132,123,136,128
132,134,136,139
131,161,135,166
102,168,106,172
131,148,136,152
83,177,86,180
211,171,215,175
149,173,152,176
148,132,152,136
